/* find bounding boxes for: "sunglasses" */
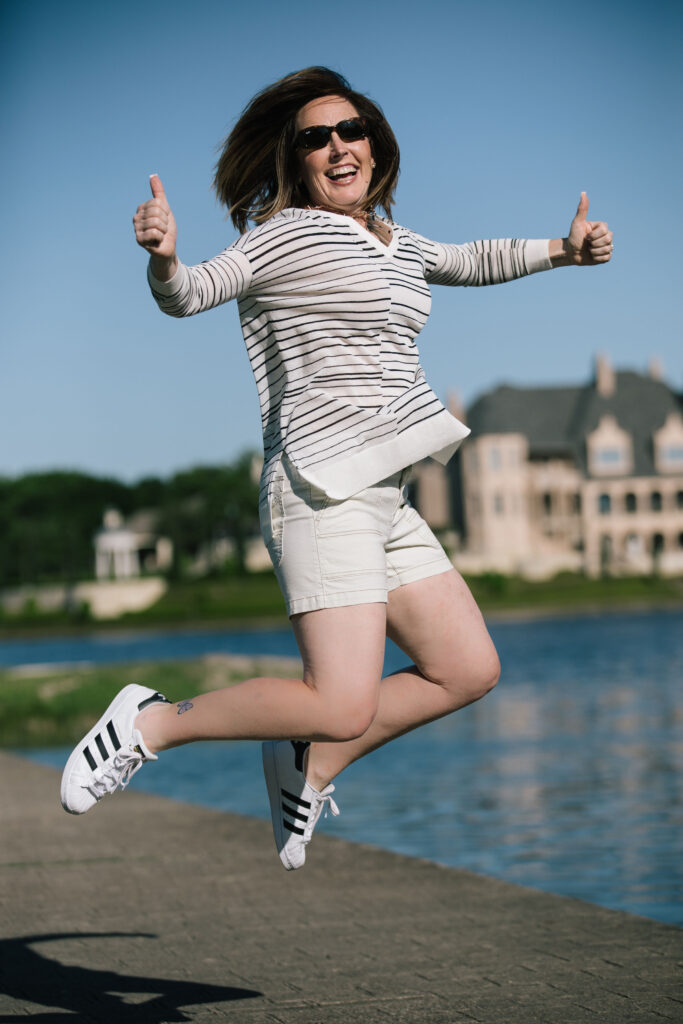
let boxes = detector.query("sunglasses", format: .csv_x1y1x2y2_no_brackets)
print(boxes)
294,117,369,151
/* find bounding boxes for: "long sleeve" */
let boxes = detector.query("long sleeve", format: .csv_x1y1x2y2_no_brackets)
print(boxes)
412,234,552,287
147,246,253,317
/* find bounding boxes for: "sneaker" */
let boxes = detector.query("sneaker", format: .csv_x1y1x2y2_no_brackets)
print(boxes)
61,684,171,815
262,740,340,870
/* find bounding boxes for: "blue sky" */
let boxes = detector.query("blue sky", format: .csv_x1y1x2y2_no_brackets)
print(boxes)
2,0,681,481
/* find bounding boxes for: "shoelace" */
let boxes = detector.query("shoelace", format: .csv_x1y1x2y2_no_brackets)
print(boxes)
304,784,340,840
86,742,146,798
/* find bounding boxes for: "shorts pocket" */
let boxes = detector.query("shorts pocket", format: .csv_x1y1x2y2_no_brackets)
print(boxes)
259,461,287,568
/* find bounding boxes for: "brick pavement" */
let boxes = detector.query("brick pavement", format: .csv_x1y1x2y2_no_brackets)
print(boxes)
0,750,681,1023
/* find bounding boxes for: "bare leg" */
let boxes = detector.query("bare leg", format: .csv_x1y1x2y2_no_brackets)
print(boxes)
136,603,387,752
305,569,500,790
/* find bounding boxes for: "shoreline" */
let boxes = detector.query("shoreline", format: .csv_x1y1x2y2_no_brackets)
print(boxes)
1,598,682,644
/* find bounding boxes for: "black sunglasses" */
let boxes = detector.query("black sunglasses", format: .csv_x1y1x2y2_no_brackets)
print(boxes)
294,117,369,151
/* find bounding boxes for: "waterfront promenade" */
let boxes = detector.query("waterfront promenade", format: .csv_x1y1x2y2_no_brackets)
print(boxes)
1,750,681,1023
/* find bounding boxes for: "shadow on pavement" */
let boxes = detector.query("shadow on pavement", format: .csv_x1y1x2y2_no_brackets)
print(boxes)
0,932,262,1022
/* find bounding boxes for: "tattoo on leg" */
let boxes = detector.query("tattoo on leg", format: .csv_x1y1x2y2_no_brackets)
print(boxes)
177,700,194,715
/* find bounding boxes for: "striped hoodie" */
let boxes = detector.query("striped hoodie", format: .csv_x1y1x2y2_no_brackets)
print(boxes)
148,208,551,498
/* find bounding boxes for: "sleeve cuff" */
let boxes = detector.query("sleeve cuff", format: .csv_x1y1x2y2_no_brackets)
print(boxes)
147,261,186,295
524,239,553,275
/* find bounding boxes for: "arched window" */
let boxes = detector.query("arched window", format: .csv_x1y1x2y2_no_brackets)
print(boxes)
600,534,613,569
652,533,665,555
625,492,637,513
542,492,552,515
651,491,663,512
598,493,611,515
677,490,683,510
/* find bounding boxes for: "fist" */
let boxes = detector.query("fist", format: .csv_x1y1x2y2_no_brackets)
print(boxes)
133,174,177,259
566,192,613,265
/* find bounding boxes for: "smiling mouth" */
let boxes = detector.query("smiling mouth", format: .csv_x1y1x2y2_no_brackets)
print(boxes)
325,165,358,184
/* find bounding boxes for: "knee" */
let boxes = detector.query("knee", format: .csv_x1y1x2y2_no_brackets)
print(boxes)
426,645,501,705
470,649,501,701
318,697,378,742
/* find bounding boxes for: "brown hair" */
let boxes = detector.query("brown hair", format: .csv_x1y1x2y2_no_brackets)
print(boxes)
213,67,400,233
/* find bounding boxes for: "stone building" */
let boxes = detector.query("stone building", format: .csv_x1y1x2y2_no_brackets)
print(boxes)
94,509,173,580
411,356,683,578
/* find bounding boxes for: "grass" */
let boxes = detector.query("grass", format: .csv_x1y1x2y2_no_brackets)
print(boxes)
2,570,682,636
0,655,300,748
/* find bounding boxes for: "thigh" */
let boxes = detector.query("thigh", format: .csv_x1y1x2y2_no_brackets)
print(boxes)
292,603,387,705
386,569,499,687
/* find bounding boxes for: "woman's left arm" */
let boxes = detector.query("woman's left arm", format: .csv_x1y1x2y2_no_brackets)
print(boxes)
548,192,613,267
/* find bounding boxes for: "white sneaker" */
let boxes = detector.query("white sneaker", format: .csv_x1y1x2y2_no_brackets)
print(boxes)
61,684,170,814
262,740,340,870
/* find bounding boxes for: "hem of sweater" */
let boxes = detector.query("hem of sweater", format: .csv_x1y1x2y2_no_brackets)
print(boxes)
524,239,552,274
291,412,471,500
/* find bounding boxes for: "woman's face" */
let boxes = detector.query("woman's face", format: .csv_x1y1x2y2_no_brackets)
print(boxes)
295,95,374,215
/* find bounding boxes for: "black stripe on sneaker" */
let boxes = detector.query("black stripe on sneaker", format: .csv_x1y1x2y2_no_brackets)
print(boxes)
94,733,109,760
282,801,308,823
137,692,171,711
106,721,121,750
84,745,97,770
281,788,311,810
283,820,305,835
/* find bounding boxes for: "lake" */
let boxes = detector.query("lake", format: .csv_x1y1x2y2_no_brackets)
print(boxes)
6,609,682,927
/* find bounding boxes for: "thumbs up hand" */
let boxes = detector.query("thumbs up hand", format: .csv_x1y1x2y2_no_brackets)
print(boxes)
133,174,178,276
564,192,613,265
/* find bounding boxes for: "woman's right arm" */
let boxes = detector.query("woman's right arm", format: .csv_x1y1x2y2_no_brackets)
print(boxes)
133,174,179,281
133,174,252,317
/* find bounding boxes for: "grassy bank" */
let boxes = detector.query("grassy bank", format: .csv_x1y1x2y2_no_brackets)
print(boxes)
0,654,301,748
1,571,682,635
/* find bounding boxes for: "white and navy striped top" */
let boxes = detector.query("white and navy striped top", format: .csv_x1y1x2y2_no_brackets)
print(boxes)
149,208,551,499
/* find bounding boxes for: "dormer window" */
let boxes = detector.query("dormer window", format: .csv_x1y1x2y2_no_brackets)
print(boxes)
587,415,633,477
654,412,683,474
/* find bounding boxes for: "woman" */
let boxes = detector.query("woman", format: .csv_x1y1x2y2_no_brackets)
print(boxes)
61,67,613,870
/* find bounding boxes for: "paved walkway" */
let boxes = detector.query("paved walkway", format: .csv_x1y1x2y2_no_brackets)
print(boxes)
0,750,681,1023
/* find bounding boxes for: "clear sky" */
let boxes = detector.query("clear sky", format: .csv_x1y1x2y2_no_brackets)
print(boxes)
2,0,681,481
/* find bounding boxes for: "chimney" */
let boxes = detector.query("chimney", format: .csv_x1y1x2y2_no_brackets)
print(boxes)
447,390,466,424
595,353,615,397
648,356,663,381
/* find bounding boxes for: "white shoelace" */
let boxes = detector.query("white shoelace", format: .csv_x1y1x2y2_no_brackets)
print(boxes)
86,741,146,799
305,785,340,839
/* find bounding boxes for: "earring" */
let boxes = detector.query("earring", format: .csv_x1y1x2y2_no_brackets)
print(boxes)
371,159,376,168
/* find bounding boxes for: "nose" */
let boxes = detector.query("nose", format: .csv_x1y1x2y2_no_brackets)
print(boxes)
328,130,347,157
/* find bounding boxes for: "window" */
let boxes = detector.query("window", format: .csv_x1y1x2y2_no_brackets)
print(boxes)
677,491,683,510
595,448,625,466
571,493,582,514
652,533,665,555
678,532,683,550
662,446,683,466
489,447,501,470
651,491,663,512
493,493,505,515
598,493,611,515
625,492,637,513
542,492,552,515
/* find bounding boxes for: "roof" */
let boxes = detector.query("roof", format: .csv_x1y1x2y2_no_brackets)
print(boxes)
466,370,683,477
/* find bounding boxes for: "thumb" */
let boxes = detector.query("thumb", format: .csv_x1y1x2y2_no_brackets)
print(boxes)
575,191,589,221
149,173,167,201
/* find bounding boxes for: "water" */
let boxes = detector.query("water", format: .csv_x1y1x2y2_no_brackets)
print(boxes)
7,610,683,927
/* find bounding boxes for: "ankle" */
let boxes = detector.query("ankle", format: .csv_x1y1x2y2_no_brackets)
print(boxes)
305,744,333,792
134,705,169,755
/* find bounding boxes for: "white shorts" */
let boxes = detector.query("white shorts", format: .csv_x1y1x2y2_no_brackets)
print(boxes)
259,455,454,616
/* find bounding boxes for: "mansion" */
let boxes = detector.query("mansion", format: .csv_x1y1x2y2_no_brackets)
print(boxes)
411,355,683,579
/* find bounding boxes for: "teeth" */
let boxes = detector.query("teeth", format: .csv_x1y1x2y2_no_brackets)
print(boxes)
327,166,357,179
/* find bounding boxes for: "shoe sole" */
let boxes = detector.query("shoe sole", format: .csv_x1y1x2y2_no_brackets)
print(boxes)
60,683,154,814
262,741,295,870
